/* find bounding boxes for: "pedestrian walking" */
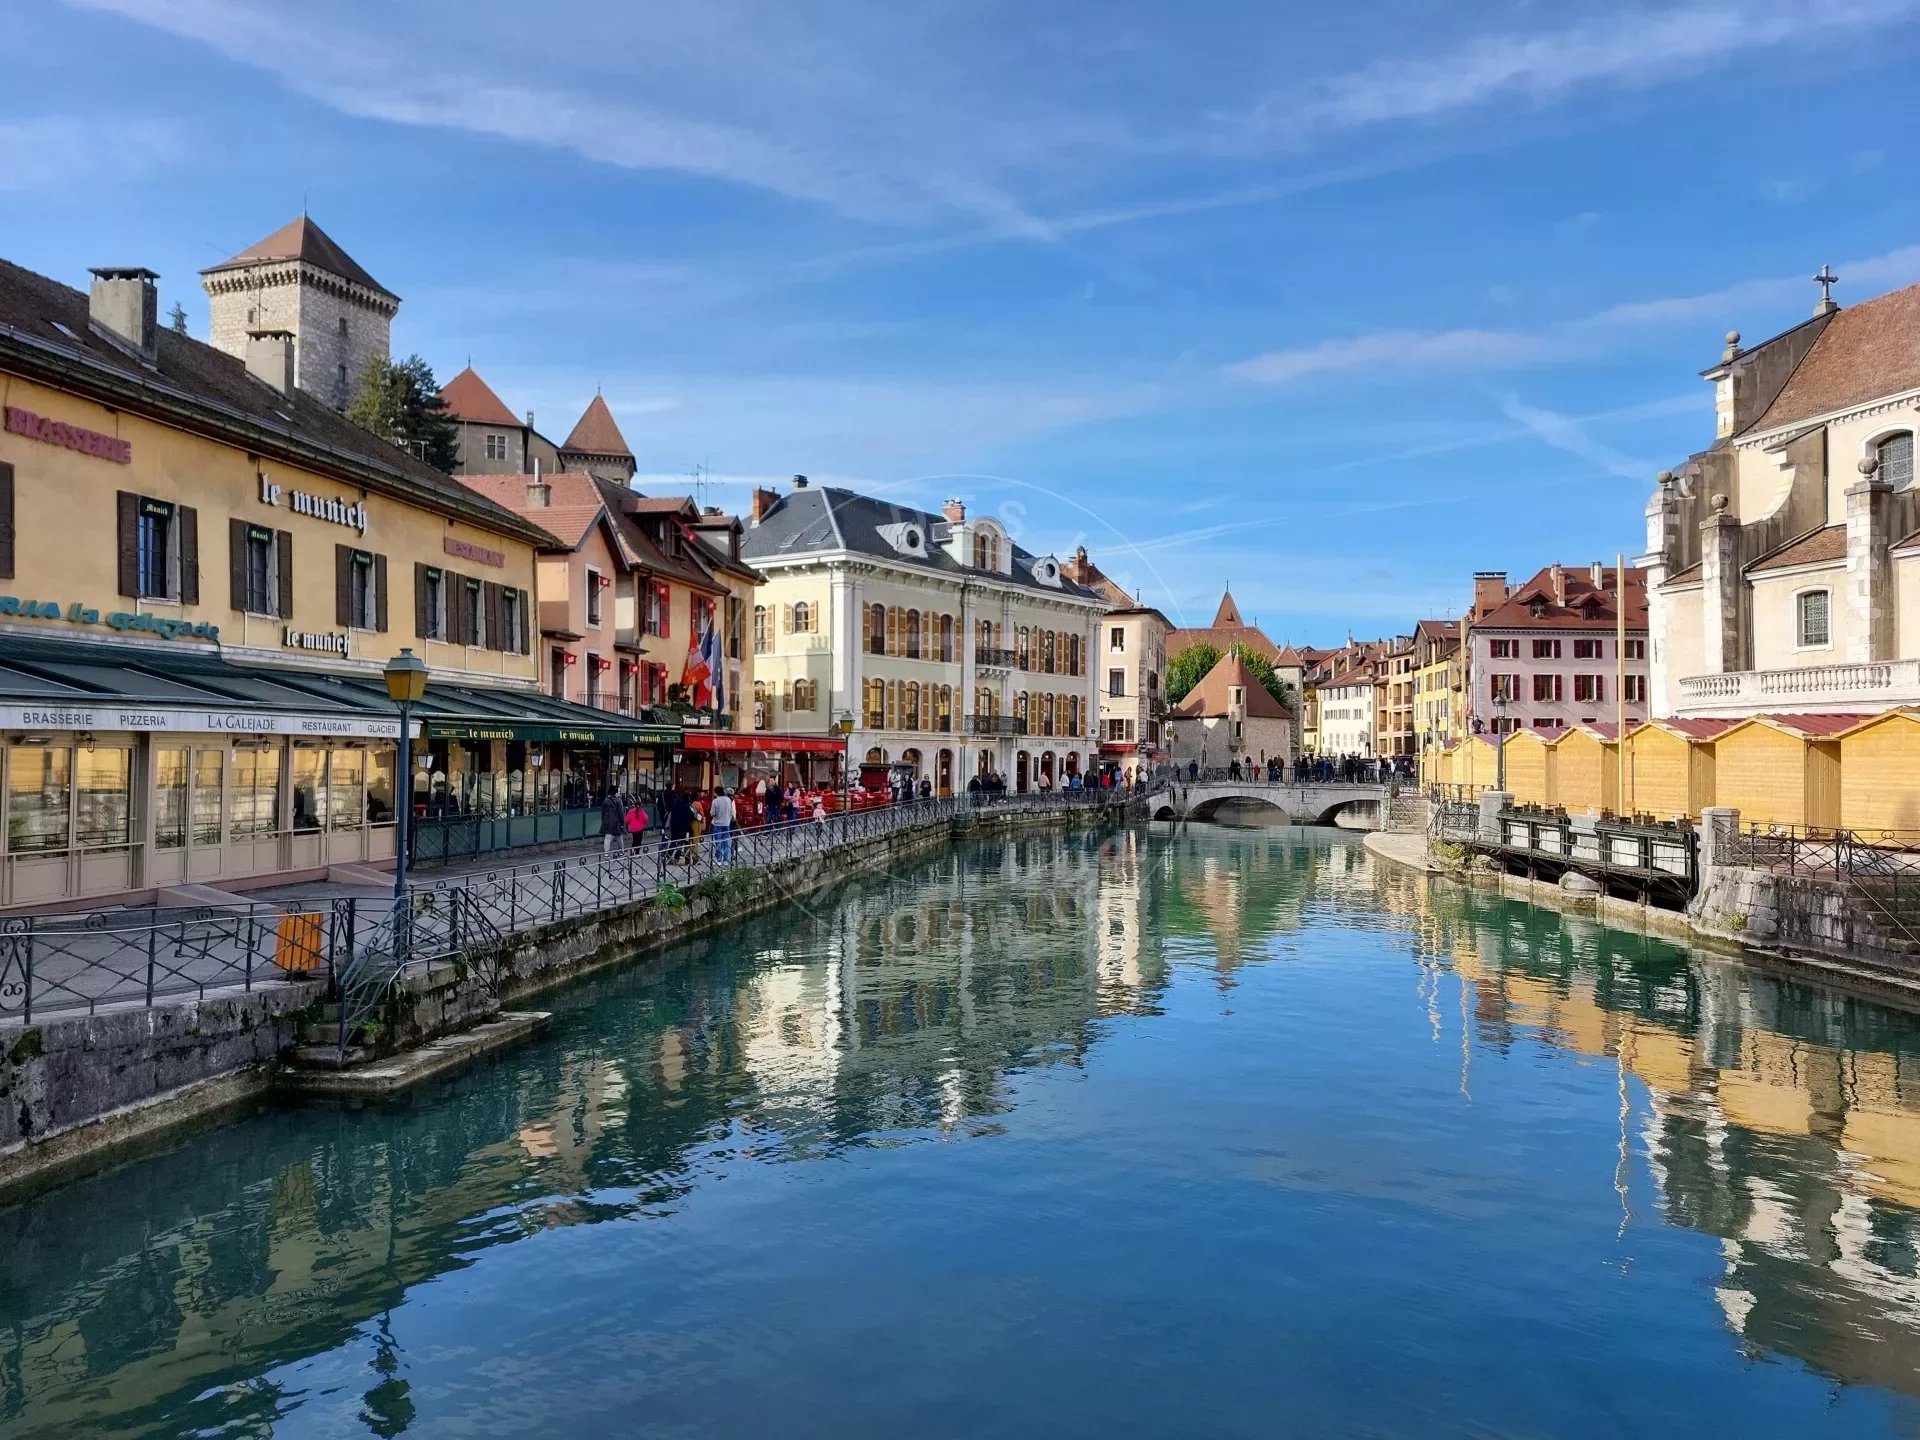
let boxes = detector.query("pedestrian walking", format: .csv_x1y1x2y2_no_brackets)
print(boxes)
711,787,736,864
600,791,624,856
625,795,649,850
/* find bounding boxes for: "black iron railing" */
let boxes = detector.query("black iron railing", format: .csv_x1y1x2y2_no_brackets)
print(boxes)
967,715,1025,735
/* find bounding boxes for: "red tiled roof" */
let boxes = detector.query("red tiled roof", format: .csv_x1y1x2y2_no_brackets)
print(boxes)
1474,564,1648,631
1414,618,1460,643
562,394,632,457
1166,625,1280,660
1747,525,1847,574
1212,590,1244,626
1663,562,1702,586
1747,283,1920,434
1173,653,1291,719
439,366,520,427
457,472,610,550
202,216,393,299
1761,711,1874,737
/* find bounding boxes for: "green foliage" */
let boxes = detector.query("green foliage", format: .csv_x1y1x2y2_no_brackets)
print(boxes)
346,354,460,473
1165,640,1296,714
652,881,689,914
1164,643,1220,704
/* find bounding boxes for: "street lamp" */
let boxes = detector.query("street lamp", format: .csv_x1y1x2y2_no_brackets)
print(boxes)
1492,688,1509,792
384,647,429,902
834,709,854,812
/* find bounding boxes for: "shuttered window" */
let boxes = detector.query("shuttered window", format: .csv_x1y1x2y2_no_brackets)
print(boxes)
0,462,12,579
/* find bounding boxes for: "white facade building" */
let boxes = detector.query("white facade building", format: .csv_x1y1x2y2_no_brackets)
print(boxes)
1318,667,1378,757
741,480,1108,793
1645,276,1920,719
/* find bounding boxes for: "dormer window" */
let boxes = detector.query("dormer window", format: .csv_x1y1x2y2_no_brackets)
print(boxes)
972,530,1001,570
1877,432,1914,490
1528,598,1548,619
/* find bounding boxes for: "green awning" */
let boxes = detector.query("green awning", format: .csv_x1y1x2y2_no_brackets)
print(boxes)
424,720,681,746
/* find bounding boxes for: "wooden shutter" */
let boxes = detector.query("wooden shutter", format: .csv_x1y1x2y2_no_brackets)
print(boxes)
658,585,671,639
275,530,294,618
0,462,12,579
374,553,389,632
116,491,140,596
518,587,532,654
230,518,249,611
415,563,432,639
334,544,352,626
483,581,504,651
178,506,199,605
781,602,793,636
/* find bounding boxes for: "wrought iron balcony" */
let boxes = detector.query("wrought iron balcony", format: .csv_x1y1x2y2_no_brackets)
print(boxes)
966,714,1026,735
974,646,1017,669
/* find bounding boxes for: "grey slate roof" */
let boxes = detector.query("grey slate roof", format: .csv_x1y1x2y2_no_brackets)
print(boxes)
741,486,1103,601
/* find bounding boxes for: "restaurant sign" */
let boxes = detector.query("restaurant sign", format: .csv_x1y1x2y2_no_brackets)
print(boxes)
4,406,132,464
0,706,404,738
0,595,218,642
426,721,682,746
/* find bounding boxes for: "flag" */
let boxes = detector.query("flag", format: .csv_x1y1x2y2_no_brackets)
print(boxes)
702,611,726,713
680,624,712,705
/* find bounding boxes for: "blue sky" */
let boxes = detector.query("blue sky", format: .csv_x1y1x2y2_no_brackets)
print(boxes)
6,1,1920,642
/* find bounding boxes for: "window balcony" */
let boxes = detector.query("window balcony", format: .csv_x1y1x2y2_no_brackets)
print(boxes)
1676,659,1920,715
966,714,1026,735
974,647,1017,670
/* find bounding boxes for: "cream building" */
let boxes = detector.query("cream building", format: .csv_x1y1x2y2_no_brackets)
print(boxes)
1318,662,1379,757
1645,274,1920,719
740,479,1107,793
1168,653,1293,769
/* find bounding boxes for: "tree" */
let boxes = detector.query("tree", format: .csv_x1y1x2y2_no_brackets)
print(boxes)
347,354,460,472
167,303,188,335
1226,643,1296,714
1166,640,1296,714
1165,642,1220,705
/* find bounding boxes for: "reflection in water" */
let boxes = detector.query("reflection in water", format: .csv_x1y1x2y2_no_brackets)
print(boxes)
1,827,1918,1437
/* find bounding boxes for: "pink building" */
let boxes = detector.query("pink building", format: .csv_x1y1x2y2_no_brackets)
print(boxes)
1467,564,1650,739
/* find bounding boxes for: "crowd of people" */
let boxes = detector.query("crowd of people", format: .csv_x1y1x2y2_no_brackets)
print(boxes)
1181,753,1412,785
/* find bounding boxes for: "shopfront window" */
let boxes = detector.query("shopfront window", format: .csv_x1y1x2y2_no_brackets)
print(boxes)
328,748,365,830
367,744,396,826
192,749,223,846
232,746,281,840
7,746,71,854
154,746,188,849
292,746,326,832
76,748,133,850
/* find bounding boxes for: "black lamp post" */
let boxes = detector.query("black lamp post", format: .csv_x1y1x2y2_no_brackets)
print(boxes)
384,647,429,902
1493,689,1509,792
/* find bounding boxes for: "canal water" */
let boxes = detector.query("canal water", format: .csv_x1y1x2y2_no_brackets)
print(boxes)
5,827,1920,1438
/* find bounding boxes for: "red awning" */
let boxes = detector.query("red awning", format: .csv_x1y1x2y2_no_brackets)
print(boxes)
680,731,849,755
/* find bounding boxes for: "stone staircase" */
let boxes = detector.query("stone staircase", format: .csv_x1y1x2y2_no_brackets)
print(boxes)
1384,792,1431,835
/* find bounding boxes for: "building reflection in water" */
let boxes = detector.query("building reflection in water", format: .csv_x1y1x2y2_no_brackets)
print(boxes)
1,824,1918,1434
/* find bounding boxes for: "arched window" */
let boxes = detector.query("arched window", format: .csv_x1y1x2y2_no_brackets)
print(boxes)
936,685,952,731
1797,588,1832,648
1042,632,1056,674
939,613,955,662
1015,692,1029,730
792,600,812,633
793,678,816,711
865,746,885,764
753,680,769,730
973,529,1001,570
1877,432,1915,490
905,609,922,659
868,603,886,655
863,679,885,727
905,681,921,730
1068,634,1081,676
1017,627,1031,669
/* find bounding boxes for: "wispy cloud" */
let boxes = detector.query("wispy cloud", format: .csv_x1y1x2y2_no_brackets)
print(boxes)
1247,0,1919,139
1227,242,1920,387
0,115,186,191
1492,394,1656,480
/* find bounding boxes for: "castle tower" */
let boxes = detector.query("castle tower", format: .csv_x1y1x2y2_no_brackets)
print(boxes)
559,394,636,483
201,216,398,410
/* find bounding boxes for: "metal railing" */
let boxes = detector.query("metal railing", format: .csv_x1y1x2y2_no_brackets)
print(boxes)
1721,824,1920,877
410,804,602,863
974,647,1017,668
0,900,351,1024
966,715,1025,735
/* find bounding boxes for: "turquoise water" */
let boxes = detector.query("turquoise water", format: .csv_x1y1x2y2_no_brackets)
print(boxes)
6,826,1920,1438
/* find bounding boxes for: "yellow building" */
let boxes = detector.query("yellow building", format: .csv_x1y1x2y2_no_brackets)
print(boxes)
0,252,648,908
1708,715,1844,830
1411,619,1463,784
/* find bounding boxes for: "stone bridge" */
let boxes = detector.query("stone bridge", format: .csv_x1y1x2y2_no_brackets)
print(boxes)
1151,781,1395,829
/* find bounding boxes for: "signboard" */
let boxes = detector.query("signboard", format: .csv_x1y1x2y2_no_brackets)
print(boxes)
0,594,218,643
0,705,404,738
5,406,131,464
259,474,369,534
425,721,682,746
681,733,849,755
444,536,506,568
285,627,350,656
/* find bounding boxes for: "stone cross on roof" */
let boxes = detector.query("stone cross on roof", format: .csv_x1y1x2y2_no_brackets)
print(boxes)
1814,263,1839,316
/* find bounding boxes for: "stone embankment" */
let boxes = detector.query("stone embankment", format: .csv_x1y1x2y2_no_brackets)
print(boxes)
1,800,1114,1202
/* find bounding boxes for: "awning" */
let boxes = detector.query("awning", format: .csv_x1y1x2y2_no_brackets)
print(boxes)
681,731,848,756
423,719,680,746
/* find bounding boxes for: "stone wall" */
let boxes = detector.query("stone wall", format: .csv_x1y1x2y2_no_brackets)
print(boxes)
0,980,322,1199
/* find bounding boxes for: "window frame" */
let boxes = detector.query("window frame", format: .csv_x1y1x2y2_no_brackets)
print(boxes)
1794,587,1833,651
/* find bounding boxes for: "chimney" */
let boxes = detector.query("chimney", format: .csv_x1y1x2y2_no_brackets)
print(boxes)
1550,563,1566,605
943,498,966,524
88,267,159,362
792,474,809,490
1471,571,1508,619
243,330,295,394
751,486,780,524
1591,560,1605,587
527,457,550,507
525,410,535,429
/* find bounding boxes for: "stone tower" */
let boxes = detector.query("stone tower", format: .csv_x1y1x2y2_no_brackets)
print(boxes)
559,394,636,483
201,217,398,410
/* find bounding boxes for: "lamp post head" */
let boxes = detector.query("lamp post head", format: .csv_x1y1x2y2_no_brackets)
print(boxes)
384,647,430,704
